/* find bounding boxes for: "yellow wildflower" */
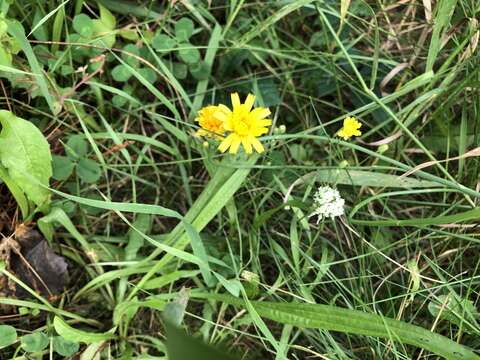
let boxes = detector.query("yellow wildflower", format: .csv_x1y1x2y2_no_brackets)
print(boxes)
217,93,272,154
337,116,362,140
195,105,226,138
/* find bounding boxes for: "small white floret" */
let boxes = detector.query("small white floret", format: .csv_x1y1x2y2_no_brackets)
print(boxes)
310,186,345,223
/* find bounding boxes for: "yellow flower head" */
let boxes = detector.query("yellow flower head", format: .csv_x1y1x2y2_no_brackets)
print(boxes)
337,116,362,140
216,93,272,154
195,105,226,138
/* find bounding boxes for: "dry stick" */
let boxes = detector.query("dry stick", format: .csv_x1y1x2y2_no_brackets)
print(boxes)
400,147,480,179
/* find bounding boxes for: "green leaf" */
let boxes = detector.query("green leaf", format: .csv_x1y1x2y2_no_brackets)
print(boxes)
428,294,480,334
73,14,94,38
98,3,116,30
77,158,101,183
193,293,480,360
112,64,132,82
53,316,115,344
314,169,441,188
0,110,52,208
7,20,56,114
52,336,79,357
121,44,139,67
125,214,151,260
172,62,187,79
52,155,75,181
177,44,200,64
137,67,157,83
0,165,30,218
163,289,189,327
189,60,209,80
152,33,176,52
175,17,194,42
66,134,88,159
21,332,49,352
0,325,17,349
165,321,238,360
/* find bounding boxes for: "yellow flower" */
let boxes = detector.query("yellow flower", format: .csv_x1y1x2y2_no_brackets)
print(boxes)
217,93,272,154
195,105,226,138
337,116,362,140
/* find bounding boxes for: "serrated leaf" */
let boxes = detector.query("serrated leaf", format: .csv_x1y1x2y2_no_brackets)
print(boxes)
0,325,17,349
52,336,79,357
175,17,194,42
0,110,52,208
52,155,75,181
21,332,49,352
53,317,114,344
77,158,101,183
177,44,200,64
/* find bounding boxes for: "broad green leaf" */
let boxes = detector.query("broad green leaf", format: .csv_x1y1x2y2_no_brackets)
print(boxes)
21,332,49,352
52,336,79,357
0,110,52,208
0,164,29,218
112,64,132,82
53,316,115,344
428,294,480,334
52,155,75,181
193,293,480,360
163,289,189,327
175,17,194,42
165,321,238,360
98,3,116,30
66,134,88,159
77,158,101,183
137,67,157,83
73,14,94,38
177,44,200,64
0,325,17,349
315,169,441,188
189,60,209,80
152,33,176,52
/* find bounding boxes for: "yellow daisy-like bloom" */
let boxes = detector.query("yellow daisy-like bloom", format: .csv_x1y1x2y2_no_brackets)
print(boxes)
217,93,272,154
337,116,362,140
195,105,226,138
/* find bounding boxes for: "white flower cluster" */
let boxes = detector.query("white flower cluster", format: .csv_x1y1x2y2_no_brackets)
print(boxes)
310,186,345,223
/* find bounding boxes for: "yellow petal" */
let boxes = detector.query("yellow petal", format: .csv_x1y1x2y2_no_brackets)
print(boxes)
241,136,253,154
244,94,255,111
252,128,269,136
254,119,272,127
249,135,264,153
218,134,234,153
251,107,271,120
231,93,240,109
229,135,241,154
213,110,228,122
